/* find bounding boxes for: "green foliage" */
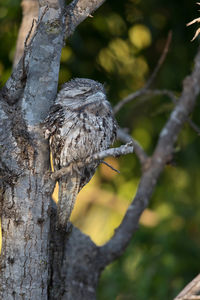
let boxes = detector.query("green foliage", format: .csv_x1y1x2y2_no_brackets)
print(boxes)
0,0,21,84
1,0,200,299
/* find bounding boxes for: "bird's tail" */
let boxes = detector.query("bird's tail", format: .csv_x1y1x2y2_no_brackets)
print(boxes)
56,173,80,229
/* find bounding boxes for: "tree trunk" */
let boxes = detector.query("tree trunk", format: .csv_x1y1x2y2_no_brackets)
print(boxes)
0,0,65,297
0,175,50,299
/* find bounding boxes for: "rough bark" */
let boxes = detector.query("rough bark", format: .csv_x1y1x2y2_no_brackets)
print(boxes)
0,91,51,299
0,1,111,299
48,211,102,299
13,0,39,67
0,0,66,298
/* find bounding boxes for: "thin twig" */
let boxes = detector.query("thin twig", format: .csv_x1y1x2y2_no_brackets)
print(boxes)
22,5,49,78
122,88,177,110
113,88,147,114
145,90,200,136
146,31,172,88
100,160,120,173
187,3,200,41
144,88,177,102
117,128,148,166
147,89,200,137
113,31,172,114
118,88,200,137
22,18,37,77
50,142,133,181
187,118,200,136
92,142,133,160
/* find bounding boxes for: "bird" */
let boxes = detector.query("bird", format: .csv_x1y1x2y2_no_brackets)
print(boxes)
44,78,117,229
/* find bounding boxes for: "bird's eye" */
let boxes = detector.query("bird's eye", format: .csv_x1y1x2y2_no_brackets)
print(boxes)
80,87,91,92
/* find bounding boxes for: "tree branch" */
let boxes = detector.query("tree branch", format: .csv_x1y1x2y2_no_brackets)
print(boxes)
0,3,50,106
174,274,200,300
1,0,107,107
19,0,66,126
50,142,133,181
13,0,39,67
0,101,23,177
101,160,120,173
135,89,200,137
49,216,101,299
65,0,106,37
1,0,39,104
113,31,172,114
187,3,200,42
117,128,148,166
98,46,200,266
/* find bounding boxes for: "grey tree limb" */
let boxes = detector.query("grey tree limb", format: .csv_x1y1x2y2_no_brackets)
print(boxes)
13,0,39,67
65,0,106,37
0,0,66,298
21,0,66,126
174,273,200,299
97,46,200,266
1,0,106,107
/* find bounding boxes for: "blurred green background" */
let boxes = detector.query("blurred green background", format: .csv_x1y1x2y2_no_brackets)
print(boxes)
1,0,200,299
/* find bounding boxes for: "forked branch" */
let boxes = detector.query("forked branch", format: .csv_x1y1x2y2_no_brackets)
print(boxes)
98,47,200,266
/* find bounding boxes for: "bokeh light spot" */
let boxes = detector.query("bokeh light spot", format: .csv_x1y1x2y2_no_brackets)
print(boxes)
61,46,73,62
129,24,152,49
132,127,151,149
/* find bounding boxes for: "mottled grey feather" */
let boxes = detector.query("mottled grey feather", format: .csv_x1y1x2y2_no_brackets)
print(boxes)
44,78,117,229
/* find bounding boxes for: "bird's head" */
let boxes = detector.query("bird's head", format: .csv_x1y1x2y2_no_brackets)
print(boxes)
56,78,111,112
